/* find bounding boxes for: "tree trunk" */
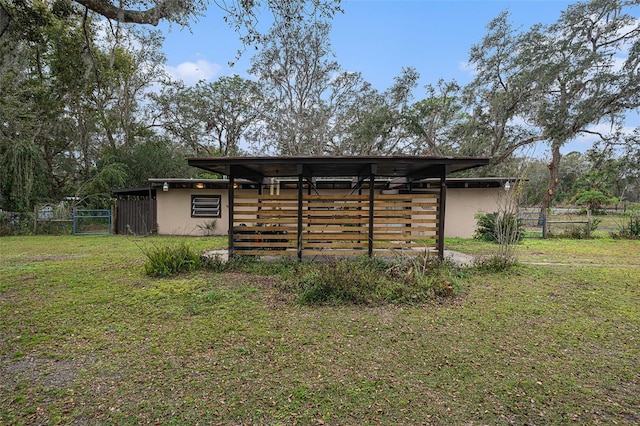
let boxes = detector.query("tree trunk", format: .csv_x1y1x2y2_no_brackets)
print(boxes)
540,142,562,224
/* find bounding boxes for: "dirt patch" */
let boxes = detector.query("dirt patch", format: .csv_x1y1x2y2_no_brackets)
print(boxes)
1,356,88,389
31,254,90,263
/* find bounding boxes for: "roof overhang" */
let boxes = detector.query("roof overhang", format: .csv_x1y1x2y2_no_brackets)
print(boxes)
187,155,490,182
111,187,155,197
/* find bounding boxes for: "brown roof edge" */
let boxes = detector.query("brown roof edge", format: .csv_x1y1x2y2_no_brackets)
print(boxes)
187,155,490,181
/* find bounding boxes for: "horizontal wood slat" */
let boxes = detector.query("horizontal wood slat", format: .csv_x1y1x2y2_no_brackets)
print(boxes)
232,191,441,257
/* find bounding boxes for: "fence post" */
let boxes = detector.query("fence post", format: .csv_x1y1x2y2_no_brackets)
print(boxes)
34,205,38,234
111,204,117,235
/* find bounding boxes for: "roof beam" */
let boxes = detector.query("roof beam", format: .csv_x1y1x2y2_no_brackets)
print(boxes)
406,164,448,181
229,164,264,182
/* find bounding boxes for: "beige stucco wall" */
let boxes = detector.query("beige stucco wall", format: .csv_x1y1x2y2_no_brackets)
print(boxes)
444,187,503,238
156,189,229,236
156,186,503,239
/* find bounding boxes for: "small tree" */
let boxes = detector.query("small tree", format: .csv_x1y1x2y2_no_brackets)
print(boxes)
475,179,525,269
575,189,611,214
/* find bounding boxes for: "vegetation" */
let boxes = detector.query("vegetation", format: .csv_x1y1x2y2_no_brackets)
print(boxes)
474,212,524,243
2,0,640,217
1,235,639,424
284,255,458,305
613,214,640,239
141,240,204,277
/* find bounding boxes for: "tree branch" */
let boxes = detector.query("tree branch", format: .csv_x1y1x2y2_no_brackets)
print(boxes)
73,0,173,25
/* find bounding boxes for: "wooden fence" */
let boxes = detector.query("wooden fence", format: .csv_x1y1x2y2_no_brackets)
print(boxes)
115,199,156,235
231,192,439,258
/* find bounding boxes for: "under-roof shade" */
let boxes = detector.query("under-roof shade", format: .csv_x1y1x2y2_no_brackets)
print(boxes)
188,155,490,181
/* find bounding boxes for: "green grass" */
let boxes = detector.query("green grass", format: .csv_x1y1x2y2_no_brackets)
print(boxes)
1,235,639,424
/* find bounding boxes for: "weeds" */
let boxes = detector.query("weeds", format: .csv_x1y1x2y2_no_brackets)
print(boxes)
286,254,462,306
474,253,519,272
140,241,203,277
612,214,640,239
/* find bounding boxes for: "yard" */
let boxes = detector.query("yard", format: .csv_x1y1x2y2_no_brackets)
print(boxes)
1,235,639,425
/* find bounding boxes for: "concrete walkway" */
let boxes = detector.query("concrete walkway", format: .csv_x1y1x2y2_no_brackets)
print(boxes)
203,249,477,267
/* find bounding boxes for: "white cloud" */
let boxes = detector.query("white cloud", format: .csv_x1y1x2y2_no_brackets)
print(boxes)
458,60,472,73
166,60,222,85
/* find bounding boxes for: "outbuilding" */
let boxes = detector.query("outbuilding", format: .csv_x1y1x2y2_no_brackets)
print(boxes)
114,156,508,259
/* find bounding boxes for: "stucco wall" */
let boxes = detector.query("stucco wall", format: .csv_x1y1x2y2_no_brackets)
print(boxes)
444,187,503,238
156,189,229,236
156,187,503,239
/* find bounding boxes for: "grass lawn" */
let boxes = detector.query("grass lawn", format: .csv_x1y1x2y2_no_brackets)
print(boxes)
1,235,639,425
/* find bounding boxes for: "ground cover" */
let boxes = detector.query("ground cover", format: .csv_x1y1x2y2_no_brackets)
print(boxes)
1,235,639,425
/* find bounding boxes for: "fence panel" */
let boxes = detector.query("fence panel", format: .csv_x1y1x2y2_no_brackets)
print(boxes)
116,199,156,235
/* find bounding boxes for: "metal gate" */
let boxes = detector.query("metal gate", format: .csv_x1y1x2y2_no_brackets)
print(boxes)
73,209,111,235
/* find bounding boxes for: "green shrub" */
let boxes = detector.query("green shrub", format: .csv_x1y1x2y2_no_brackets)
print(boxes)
549,218,601,239
0,211,33,236
612,215,640,239
474,212,524,243
286,255,461,306
142,241,203,277
474,254,518,272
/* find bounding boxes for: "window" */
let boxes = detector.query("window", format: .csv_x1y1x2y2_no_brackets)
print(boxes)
191,195,221,218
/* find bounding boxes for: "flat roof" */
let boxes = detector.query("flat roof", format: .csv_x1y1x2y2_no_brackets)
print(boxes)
187,155,490,181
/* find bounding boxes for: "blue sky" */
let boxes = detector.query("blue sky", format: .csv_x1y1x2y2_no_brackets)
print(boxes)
159,0,633,156
161,0,575,88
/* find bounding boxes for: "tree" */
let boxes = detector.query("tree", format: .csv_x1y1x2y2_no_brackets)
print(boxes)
200,75,262,156
339,67,419,155
0,0,341,39
462,11,545,165
0,1,178,211
0,0,90,210
522,0,640,212
154,75,262,157
403,79,463,156
248,0,357,155
69,0,205,26
465,0,640,211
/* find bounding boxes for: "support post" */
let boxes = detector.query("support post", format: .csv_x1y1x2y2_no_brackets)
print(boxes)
297,173,304,260
111,204,116,235
438,172,447,259
368,172,375,257
228,175,235,258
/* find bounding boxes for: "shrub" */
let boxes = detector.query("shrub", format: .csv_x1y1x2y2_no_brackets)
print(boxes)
612,215,640,239
287,255,461,306
142,241,203,277
474,212,524,243
474,254,518,272
0,211,33,236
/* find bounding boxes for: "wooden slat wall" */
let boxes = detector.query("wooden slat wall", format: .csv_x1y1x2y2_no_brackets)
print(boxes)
373,194,438,255
232,191,439,257
303,194,369,256
233,193,299,256
115,199,156,235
